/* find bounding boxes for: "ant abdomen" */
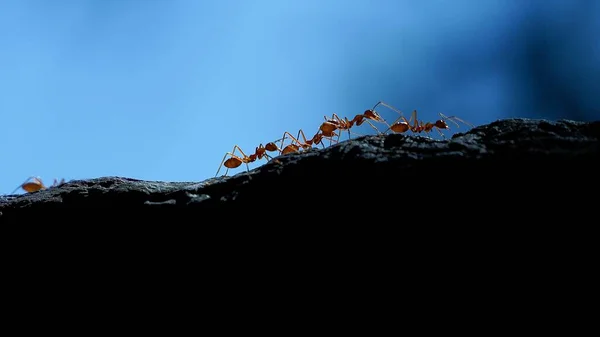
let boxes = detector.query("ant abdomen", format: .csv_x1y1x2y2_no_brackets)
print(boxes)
224,157,243,169
390,122,410,133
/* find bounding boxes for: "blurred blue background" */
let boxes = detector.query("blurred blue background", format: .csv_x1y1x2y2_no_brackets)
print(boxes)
2,0,599,194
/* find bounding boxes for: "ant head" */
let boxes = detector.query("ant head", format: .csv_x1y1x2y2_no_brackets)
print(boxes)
364,109,382,121
434,119,449,129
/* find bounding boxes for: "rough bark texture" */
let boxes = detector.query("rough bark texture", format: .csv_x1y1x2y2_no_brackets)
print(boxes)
2,118,599,223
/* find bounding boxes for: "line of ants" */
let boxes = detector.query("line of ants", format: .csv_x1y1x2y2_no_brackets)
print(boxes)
216,101,474,177
10,101,473,194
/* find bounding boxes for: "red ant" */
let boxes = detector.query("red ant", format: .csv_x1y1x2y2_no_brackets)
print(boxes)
278,129,338,155
319,114,353,141
319,108,389,141
297,129,338,149
12,176,65,194
215,141,281,177
375,102,473,138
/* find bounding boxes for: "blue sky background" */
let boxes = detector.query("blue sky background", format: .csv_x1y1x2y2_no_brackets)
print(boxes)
2,0,599,194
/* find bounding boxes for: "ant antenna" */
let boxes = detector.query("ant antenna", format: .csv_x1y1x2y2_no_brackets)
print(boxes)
439,113,474,128
371,101,406,134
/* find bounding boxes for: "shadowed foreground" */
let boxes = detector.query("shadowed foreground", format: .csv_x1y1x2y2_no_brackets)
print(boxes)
1,118,599,223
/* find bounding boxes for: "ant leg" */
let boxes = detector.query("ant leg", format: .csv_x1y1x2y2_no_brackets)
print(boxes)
330,113,347,138
11,176,44,194
380,104,406,134
328,115,353,141
411,110,419,131
331,113,350,127
434,127,447,139
348,128,365,138
261,139,285,164
331,113,342,121
330,128,347,142
216,151,236,177
281,131,301,145
281,131,307,152
328,131,339,146
296,129,318,150
275,131,301,155
363,119,384,134
216,145,248,177
47,178,65,189
370,101,403,134
279,132,290,152
51,178,65,187
335,130,342,143
231,145,249,157
270,138,286,154
358,109,391,134
438,113,460,128
231,145,252,176
11,177,31,194
297,129,311,147
318,128,338,147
